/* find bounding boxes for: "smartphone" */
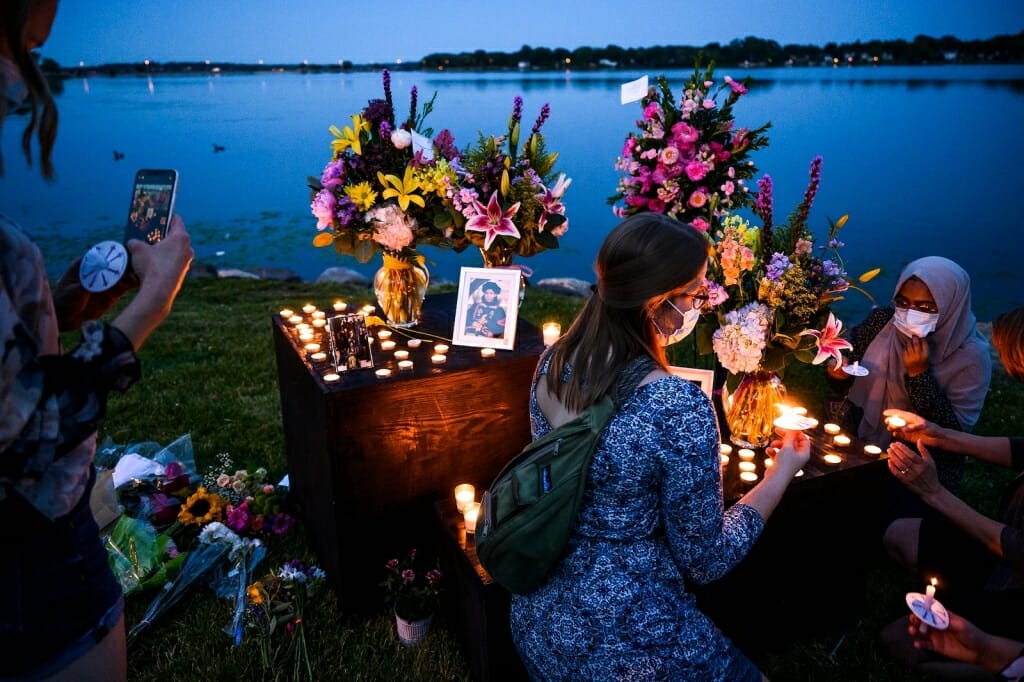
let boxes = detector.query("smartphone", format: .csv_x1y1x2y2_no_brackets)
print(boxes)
124,169,178,244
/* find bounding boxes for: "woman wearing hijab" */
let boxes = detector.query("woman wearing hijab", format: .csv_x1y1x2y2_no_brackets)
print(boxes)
826,256,992,492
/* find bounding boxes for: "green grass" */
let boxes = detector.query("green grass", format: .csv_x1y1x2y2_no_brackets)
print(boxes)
98,278,1022,681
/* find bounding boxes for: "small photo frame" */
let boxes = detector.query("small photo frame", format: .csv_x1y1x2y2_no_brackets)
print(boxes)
327,313,374,371
669,366,715,401
452,267,521,351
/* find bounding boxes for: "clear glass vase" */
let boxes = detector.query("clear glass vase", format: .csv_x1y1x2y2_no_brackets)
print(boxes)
724,371,787,448
479,246,526,308
373,252,429,328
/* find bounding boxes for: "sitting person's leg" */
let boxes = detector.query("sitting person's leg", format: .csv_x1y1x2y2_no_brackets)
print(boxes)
883,517,921,569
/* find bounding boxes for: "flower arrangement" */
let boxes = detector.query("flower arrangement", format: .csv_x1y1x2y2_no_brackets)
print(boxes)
609,58,770,231
380,548,444,622
204,453,297,537
453,96,571,265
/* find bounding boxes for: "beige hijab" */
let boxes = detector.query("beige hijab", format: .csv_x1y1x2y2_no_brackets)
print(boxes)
848,256,991,445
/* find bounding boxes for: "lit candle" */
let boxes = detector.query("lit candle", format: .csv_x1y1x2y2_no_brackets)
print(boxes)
299,332,314,343
378,329,393,340
304,342,321,353
407,339,422,348
312,318,327,328
864,444,883,457
431,354,447,365
375,368,391,379
719,444,733,456
333,300,348,312
764,457,774,468
434,344,449,355
380,340,396,352
823,453,843,465
480,347,496,358
887,415,907,429
454,484,475,513
795,469,805,477
322,372,340,383
824,423,842,436
739,471,759,483
542,322,562,347
360,304,376,316
738,448,755,461
773,411,817,431
312,310,326,320
738,461,756,473
288,315,304,326
296,323,311,333
720,454,730,467
922,578,937,610
310,352,327,362
833,435,851,448
279,308,294,319
398,360,414,371
793,406,808,416
302,304,316,314
394,350,409,361
464,502,481,534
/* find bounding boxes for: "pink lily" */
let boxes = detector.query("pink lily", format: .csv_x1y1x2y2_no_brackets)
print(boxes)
535,174,572,232
466,191,521,251
799,312,853,365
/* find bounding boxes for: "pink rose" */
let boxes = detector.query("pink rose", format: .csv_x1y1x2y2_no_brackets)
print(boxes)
684,160,707,182
659,146,680,165
691,217,710,232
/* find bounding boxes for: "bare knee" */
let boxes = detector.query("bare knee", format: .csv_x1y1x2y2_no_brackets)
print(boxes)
883,517,921,571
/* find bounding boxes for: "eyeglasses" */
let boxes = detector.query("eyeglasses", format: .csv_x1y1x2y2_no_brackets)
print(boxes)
670,286,709,312
893,296,938,315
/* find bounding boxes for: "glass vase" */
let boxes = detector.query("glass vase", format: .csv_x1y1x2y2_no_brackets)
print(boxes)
724,371,787,448
479,246,526,308
373,253,429,328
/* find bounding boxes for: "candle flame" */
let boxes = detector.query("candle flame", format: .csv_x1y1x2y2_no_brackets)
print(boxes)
930,577,938,587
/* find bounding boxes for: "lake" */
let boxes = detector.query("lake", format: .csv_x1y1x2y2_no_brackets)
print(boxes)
2,64,1022,321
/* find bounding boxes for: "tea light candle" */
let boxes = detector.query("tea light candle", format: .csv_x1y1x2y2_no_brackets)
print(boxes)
394,350,409,361
407,339,422,349
431,354,447,365
793,406,808,416
304,342,321,353
322,372,340,383
719,444,733,456
464,502,481,534
795,469,805,477
299,332,315,343
279,308,294,319
312,318,327,328
312,310,326,320
375,368,391,379
824,423,842,436
360,304,376,315
887,415,907,429
398,360,414,371
833,435,851,448
310,352,327,362
864,444,883,457
738,448,755,461
302,304,316,314
380,340,396,352
333,300,348,312
764,457,774,468
454,484,476,512
738,461,756,473
296,323,311,333
739,471,759,483
480,347,496,358
823,453,843,465
434,344,449,355
720,454,730,467
378,329,393,340
542,322,562,347
288,315,304,326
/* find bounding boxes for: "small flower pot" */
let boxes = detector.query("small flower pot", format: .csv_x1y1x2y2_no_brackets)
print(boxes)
394,610,433,647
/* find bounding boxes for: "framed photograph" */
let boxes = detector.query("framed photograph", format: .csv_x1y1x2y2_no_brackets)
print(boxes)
327,313,374,371
669,366,715,401
452,266,521,351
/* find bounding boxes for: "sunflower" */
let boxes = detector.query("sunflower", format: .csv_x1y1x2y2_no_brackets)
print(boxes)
177,486,226,526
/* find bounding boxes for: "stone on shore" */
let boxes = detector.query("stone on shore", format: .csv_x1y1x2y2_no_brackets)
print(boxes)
316,267,371,287
217,268,260,280
535,277,593,298
250,266,303,282
187,262,219,279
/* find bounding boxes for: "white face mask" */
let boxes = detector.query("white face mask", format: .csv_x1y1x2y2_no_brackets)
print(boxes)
654,299,700,346
893,308,938,338
0,55,29,113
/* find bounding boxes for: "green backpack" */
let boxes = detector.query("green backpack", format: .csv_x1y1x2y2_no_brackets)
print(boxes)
476,356,656,594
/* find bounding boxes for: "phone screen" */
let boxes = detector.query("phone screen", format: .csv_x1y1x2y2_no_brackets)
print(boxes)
124,169,177,244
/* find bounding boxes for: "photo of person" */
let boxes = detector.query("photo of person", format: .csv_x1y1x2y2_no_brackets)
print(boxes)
327,314,374,371
452,267,521,351
464,279,507,339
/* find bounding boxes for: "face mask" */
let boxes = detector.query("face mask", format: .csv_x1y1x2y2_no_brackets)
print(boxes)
0,56,29,113
654,299,700,346
893,308,938,338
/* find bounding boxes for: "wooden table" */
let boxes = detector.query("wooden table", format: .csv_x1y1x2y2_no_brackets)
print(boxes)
272,292,545,612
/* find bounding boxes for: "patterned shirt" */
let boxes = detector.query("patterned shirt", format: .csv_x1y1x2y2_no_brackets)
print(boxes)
510,356,764,681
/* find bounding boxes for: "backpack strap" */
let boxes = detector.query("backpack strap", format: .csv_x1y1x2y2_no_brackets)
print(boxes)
609,355,659,406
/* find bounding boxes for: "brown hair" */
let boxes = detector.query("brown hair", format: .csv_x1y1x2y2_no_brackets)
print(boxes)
0,0,58,179
992,306,1024,383
545,213,709,412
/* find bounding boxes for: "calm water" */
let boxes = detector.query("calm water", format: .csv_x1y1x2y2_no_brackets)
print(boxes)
2,65,1022,320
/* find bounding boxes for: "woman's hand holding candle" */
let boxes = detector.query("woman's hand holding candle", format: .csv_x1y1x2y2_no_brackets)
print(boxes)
883,408,949,448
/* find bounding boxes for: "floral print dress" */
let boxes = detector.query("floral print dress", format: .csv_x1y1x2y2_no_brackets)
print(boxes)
510,356,765,681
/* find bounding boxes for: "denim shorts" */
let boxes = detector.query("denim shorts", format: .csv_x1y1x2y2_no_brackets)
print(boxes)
0,469,123,679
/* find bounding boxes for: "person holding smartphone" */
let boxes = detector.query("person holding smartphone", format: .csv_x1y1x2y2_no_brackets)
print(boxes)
1,2,193,680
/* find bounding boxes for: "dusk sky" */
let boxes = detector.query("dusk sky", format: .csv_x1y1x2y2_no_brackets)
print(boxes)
44,0,1024,66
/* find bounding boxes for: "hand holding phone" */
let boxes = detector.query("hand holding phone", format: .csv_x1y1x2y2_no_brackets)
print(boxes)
124,169,178,245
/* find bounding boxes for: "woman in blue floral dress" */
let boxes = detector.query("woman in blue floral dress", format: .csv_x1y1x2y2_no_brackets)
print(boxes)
510,214,810,681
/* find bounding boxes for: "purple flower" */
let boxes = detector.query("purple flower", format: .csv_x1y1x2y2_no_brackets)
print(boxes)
382,69,393,122
684,160,707,182
511,96,523,126
268,513,296,536
163,461,185,479
401,569,415,583
379,120,393,140
766,252,792,281
320,159,345,189
754,174,774,237
226,501,251,533
433,129,459,161
363,98,393,129
532,102,550,136
408,85,418,127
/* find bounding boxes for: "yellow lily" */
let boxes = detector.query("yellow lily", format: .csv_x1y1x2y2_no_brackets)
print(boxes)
330,114,370,155
377,166,425,212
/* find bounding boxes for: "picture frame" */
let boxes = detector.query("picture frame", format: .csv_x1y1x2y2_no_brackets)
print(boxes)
327,313,375,371
668,366,716,401
452,266,521,351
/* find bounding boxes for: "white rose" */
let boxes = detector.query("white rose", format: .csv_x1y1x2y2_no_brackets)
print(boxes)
391,129,413,149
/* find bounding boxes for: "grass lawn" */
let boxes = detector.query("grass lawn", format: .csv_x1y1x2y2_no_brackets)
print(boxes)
98,277,1020,681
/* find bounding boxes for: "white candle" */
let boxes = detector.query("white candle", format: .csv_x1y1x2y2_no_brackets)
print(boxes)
312,310,326,320
738,448,755,461
464,502,481,534
360,304,376,315
279,308,294,319
739,471,759,483
310,352,327,362
923,578,937,610
887,415,907,429
792,406,808,416
434,344,449,355
333,300,348,312
738,461,756,473
864,444,883,456
719,444,733,456
824,423,841,436
795,469,805,477
823,453,843,465
407,338,422,348
312,318,327,328
299,332,314,343
833,435,851,448
304,342,321,353
322,372,340,383
720,454,730,467
296,323,311,333
398,360,414,371
375,368,391,379
393,350,409,361
454,484,475,512
764,457,774,468
380,340,396,351
480,347,496,358
377,329,393,340
542,322,562,347
288,315,304,326
431,354,447,365
302,304,316,314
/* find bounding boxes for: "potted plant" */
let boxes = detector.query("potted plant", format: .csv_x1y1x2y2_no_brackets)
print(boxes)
381,548,444,646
